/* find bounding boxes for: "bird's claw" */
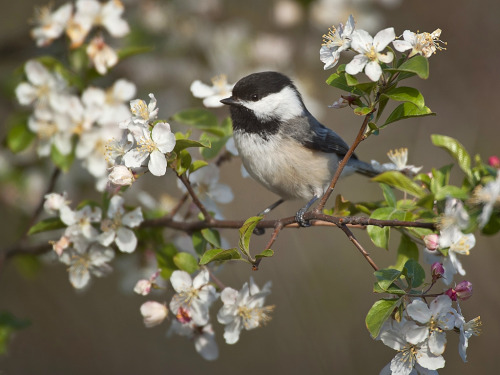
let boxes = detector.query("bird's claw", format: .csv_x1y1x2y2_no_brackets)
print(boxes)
253,227,265,235
295,208,311,227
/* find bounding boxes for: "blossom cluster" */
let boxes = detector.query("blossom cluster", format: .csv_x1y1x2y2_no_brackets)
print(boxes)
320,15,444,81
31,0,129,74
44,192,143,289
379,295,481,375
135,269,273,360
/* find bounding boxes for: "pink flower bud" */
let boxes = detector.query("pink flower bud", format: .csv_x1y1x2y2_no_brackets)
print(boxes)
134,279,152,296
444,288,457,301
431,262,445,281
424,234,439,251
140,301,168,328
455,280,473,301
108,165,135,186
488,156,500,168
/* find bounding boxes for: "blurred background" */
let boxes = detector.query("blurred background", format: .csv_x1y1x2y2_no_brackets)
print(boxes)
1,0,499,374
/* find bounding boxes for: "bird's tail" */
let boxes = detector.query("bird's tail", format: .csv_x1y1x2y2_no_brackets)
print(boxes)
351,159,380,178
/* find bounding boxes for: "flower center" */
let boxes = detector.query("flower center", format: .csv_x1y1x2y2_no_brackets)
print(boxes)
211,74,230,95
365,46,378,61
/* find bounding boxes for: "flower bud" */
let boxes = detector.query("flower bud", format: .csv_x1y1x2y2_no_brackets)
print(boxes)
109,165,135,186
431,262,445,281
134,279,152,296
455,280,473,301
445,281,473,302
488,156,500,168
424,234,439,251
140,301,168,327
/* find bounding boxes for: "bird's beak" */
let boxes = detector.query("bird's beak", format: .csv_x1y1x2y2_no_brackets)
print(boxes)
220,96,238,106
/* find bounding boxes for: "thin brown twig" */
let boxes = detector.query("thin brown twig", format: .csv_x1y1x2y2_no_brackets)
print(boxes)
253,221,284,270
177,173,214,223
167,192,189,219
315,113,373,212
338,224,379,271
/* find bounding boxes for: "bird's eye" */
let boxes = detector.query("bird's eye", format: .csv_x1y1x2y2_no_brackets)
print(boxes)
251,94,259,102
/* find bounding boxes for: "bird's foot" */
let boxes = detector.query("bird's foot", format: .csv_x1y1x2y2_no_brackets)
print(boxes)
295,208,311,227
253,227,265,235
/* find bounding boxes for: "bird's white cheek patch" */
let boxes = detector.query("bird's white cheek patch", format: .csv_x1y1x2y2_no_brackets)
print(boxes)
241,86,304,122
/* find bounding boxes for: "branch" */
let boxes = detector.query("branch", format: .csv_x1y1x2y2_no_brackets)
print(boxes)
337,224,379,271
316,113,373,212
177,173,214,223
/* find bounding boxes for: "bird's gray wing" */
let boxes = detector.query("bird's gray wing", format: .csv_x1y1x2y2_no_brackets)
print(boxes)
287,112,357,159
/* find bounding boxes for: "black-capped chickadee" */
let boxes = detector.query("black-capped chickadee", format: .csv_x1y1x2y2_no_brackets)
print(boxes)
220,71,377,227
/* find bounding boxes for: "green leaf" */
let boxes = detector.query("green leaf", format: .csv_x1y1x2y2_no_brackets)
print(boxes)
372,171,426,198
382,87,425,109
383,102,435,127
434,185,469,201
173,137,211,153
50,145,74,172
326,73,363,95
393,234,419,271
192,231,207,256
0,311,30,355
367,207,393,249
379,183,396,207
156,243,178,279
201,228,221,248
200,133,231,160
375,96,390,122
354,106,373,116
403,259,426,288
374,268,402,291
28,217,65,236
199,248,242,265
175,149,192,176
173,252,199,273
373,282,406,295
386,55,429,79
117,45,154,60
238,216,263,260
365,298,401,338
189,160,208,173
431,134,473,182
255,249,274,259
172,108,218,129
6,114,35,153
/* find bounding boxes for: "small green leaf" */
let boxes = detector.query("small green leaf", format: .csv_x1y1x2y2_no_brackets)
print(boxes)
382,87,425,109
200,133,231,160
0,311,30,355
386,55,429,79
403,259,426,288
175,149,192,176
374,268,402,291
199,248,242,265
434,185,469,201
6,114,34,153
379,183,396,207
156,243,178,279
50,145,74,172
255,249,274,259
117,45,154,60
393,234,419,271
28,217,65,236
192,231,207,256
431,134,473,182
172,108,218,129
383,102,435,127
173,137,211,153
201,228,221,248
354,106,373,116
238,216,263,260
373,282,406,295
173,252,199,273
366,298,401,338
367,207,393,249
326,73,363,95
189,160,208,173
372,171,426,198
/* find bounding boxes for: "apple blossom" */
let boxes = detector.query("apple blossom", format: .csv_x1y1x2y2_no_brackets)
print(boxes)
191,74,234,108
86,35,118,75
393,29,445,58
140,301,168,327
320,15,355,70
168,320,219,361
30,2,73,47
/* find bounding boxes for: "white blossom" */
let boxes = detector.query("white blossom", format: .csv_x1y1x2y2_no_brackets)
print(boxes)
346,28,395,81
455,303,481,362
169,269,218,326
30,3,73,47
190,75,234,108
217,278,273,344
123,122,176,176
471,173,500,228
44,192,69,214
60,204,102,240
140,301,168,327
86,35,118,75
59,236,114,289
393,29,445,58
108,165,135,186
97,196,143,253
379,319,445,375
320,14,355,70
168,320,219,361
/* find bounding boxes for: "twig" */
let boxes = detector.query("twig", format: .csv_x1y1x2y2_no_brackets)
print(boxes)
316,113,373,212
253,221,284,270
338,224,379,271
177,173,214,223
167,192,189,219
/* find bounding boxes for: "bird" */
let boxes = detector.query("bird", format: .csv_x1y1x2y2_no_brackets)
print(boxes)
220,71,378,228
